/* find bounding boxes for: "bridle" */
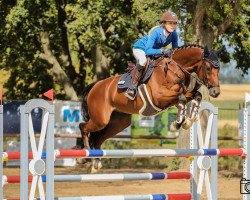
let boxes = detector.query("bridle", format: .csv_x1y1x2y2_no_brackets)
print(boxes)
200,53,220,89
164,53,220,89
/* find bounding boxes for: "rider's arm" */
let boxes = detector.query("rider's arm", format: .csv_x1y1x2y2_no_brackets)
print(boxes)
144,30,162,56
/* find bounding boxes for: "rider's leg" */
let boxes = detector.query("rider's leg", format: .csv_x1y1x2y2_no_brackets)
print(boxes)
125,64,144,100
125,49,146,100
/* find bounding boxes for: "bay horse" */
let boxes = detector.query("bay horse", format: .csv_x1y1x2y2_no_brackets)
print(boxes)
79,45,222,172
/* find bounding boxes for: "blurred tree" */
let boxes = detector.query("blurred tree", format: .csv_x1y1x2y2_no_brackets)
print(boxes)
0,0,138,99
0,0,249,100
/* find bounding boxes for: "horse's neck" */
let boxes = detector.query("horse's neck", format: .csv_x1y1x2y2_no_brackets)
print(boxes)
145,60,181,109
145,50,203,109
150,64,166,83
172,48,203,73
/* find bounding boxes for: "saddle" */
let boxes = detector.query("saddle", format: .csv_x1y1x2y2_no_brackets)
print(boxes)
117,58,155,89
117,56,179,116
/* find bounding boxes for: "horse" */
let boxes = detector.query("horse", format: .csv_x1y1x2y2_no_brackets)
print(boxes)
78,45,222,172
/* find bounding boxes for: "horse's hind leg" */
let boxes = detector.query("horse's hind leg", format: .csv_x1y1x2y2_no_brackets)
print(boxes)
90,111,132,149
88,112,131,173
79,117,110,149
79,122,91,149
78,119,109,172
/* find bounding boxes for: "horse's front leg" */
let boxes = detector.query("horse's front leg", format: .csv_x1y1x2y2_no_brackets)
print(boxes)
189,91,202,122
170,94,187,132
181,91,202,130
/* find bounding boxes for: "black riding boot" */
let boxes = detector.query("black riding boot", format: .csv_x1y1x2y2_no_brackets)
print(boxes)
125,64,145,100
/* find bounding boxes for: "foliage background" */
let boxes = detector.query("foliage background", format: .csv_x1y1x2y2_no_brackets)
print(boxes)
0,0,249,100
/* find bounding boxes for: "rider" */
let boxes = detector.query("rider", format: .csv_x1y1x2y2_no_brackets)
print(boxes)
125,10,179,100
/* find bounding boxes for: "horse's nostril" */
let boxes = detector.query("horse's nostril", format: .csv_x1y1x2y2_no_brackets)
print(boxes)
213,90,220,97
209,87,220,98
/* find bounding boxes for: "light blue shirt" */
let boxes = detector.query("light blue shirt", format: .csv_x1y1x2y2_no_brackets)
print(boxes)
133,26,178,55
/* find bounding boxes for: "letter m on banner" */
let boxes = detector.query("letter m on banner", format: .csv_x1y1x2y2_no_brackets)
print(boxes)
63,109,80,122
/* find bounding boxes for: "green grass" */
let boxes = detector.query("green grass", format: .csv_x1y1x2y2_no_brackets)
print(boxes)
211,100,243,109
131,108,178,137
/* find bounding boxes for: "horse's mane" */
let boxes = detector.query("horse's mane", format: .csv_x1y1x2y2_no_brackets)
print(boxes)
171,44,204,56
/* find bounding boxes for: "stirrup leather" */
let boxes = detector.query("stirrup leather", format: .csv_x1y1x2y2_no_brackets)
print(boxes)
125,85,138,100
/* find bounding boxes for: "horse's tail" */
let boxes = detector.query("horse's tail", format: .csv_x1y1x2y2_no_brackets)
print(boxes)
81,82,97,122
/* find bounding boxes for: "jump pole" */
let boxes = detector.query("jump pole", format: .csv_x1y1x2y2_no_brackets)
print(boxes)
3,172,192,184
2,148,246,160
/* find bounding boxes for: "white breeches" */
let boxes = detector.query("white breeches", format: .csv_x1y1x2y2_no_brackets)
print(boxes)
133,48,147,66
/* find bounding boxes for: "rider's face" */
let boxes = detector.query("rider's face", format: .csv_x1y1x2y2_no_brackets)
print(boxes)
164,21,177,33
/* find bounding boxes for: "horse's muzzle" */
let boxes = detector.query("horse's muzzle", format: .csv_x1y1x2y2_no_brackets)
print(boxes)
209,86,220,98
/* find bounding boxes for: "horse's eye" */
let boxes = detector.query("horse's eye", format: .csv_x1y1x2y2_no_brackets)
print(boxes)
207,67,212,73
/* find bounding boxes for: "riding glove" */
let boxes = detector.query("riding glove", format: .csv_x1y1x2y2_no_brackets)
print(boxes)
162,49,172,57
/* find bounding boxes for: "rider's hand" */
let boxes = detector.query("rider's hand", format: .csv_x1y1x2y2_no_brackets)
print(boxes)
162,49,172,57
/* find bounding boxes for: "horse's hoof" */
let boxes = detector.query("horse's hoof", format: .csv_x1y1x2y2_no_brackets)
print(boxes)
193,115,199,121
87,166,97,174
182,118,192,130
76,158,88,164
170,122,177,132
88,160,102,174
170,121,181,132
190,114,199,122
94,160,102,170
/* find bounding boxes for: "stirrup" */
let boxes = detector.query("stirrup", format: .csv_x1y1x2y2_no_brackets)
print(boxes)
125,85,138,100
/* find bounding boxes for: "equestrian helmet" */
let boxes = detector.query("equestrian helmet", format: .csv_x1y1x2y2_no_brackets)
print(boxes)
161,11,178,22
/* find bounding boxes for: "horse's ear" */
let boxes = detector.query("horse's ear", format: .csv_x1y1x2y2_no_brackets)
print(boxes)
204,45,210,58
216,47,224,56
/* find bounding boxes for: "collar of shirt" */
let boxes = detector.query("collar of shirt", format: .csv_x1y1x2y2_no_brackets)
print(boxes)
160,27,172,43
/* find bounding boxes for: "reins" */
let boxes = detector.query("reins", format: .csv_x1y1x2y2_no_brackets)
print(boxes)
152,47,220,90
163,55,220,89
175,61,204,85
